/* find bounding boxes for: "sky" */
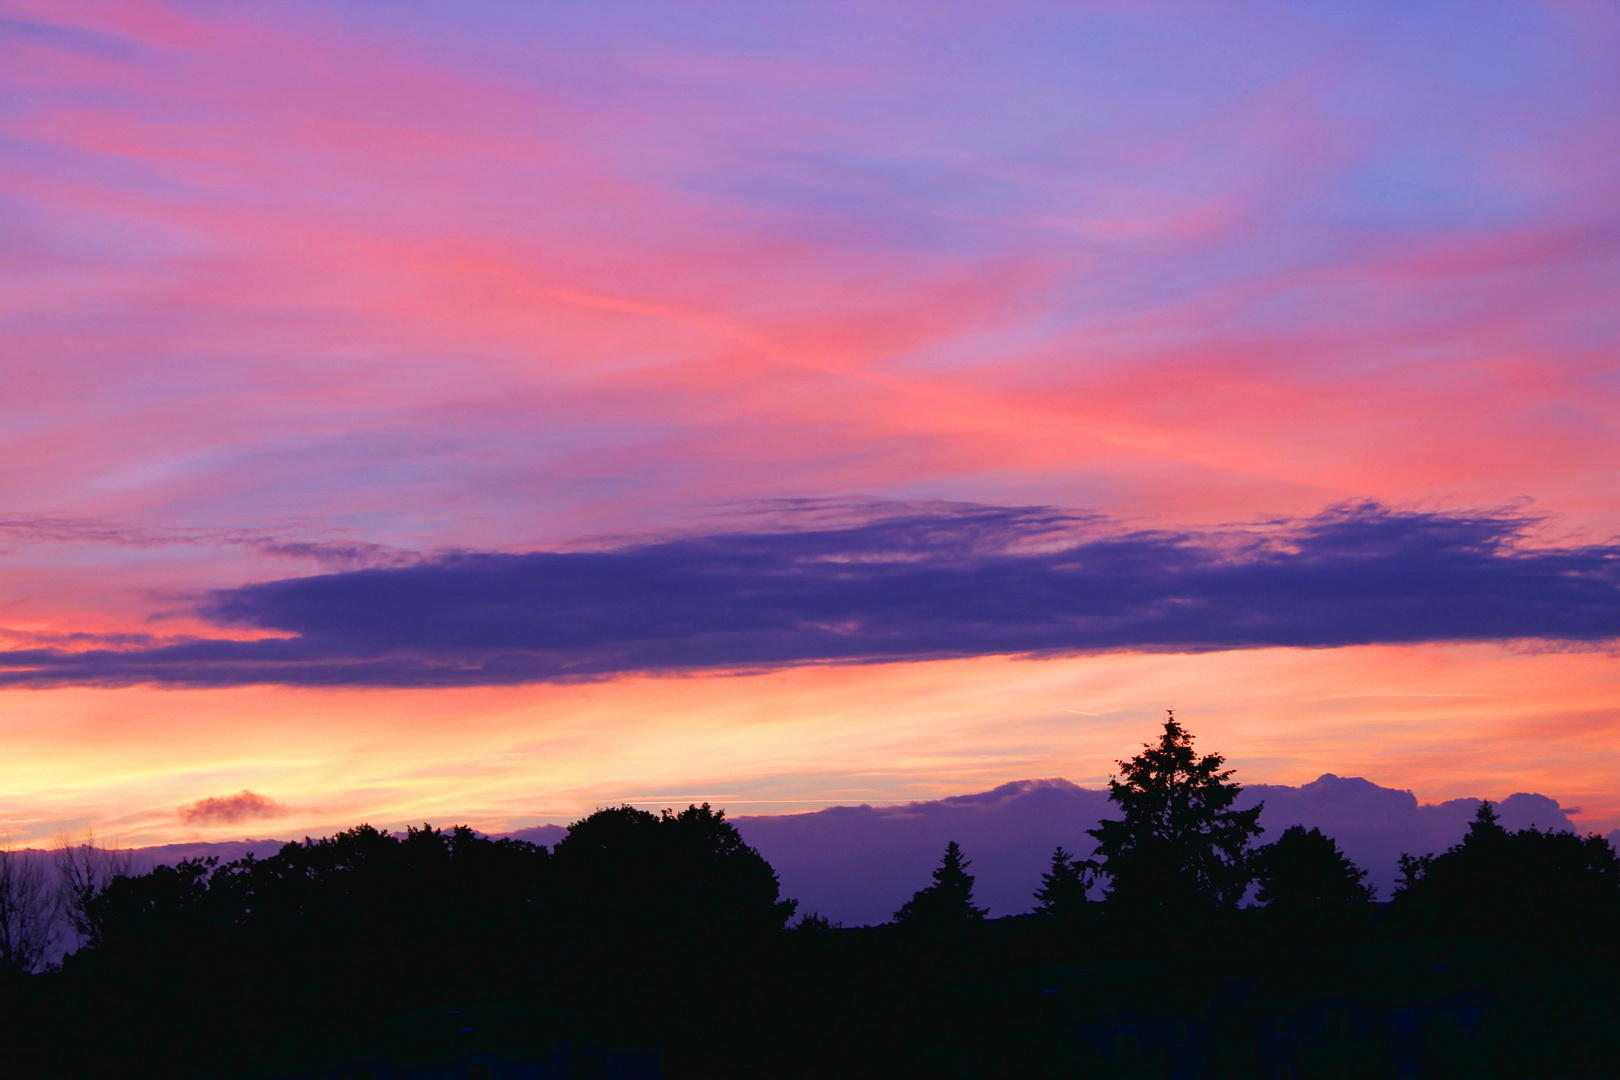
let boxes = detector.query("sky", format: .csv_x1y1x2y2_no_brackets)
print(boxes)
2,0,1619,847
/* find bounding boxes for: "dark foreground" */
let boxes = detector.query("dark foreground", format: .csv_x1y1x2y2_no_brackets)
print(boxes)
3,895,1617,1077
4,771,1618,1079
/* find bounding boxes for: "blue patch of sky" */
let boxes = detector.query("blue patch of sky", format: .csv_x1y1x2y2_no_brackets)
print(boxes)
1337,147,1529,232
0,16,141,61
674,149,1032,257
0,114,218,233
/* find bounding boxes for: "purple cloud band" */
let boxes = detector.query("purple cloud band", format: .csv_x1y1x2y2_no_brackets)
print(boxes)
1,502,1616,688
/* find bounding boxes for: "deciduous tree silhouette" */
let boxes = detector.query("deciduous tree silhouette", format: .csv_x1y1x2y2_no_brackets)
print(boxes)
1253,825,1372,940
0,842,56,973
1087,712,1263,916
894,841,987,927
1255,825,1373,909
552,802,797,940
51,830,131,950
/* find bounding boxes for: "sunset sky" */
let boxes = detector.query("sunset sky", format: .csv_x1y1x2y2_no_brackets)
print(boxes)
3,0,1619,847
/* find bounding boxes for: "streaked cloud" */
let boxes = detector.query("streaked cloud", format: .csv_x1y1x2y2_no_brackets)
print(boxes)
1,502,1614,688
0,514,413,567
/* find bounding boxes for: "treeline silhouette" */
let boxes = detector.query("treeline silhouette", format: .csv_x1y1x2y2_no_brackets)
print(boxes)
2,714,1618,1078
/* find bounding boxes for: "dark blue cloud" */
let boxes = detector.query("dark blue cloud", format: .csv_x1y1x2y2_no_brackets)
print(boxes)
2,501,1617,687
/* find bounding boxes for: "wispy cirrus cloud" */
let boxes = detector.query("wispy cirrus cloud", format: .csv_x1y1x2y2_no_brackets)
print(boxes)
0,501,1614,689
0,515,415,568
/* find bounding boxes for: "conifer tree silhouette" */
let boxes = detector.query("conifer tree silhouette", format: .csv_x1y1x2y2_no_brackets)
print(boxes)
1031,846,1094,918
1087,711,1263,914
894,841,987,926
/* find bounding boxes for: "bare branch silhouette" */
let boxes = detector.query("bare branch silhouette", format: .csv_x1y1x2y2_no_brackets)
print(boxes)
51,830,132,951
0,837,57,972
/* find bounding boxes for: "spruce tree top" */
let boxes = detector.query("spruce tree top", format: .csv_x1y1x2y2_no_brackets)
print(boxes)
1087,712,1264,913
894,840,988,926
1032,846,1094,918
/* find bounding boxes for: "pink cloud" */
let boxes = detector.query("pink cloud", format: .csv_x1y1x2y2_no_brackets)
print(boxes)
4,2,1613,558
177,790,291,826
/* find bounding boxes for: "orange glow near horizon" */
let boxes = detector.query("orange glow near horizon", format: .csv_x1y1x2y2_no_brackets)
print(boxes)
3,643,1617,848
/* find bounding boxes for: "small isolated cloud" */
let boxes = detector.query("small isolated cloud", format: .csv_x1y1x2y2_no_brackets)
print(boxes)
178,790,292,826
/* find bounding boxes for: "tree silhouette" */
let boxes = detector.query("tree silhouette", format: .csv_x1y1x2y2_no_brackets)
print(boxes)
17,787,1620,1079
894,841,987,926
1255,825,1372,909
1253,825,1371,939
1031,846,1094,919
51,830,131,950
1087,712,1263,915
552,802,797,940
1394,800,1620,954
0,844,56,973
